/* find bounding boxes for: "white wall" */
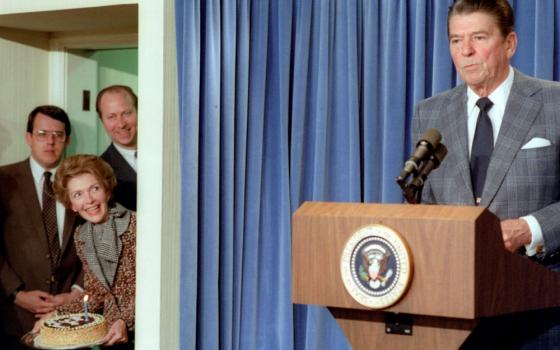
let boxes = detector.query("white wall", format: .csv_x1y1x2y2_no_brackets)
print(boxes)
0,29,50,166
66,50,99,155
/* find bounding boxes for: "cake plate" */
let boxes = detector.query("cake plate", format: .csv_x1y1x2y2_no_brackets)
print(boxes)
20,333,104,349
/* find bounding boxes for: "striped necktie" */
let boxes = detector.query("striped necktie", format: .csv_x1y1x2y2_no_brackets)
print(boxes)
43,171,61,269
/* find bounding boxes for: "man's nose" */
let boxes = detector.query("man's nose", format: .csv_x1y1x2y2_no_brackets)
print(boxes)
46,133,56,144
461,39,474,56
117,116,127,128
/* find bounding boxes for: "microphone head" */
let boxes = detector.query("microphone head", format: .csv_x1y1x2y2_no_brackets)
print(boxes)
417,128,442,149
431,143,448,167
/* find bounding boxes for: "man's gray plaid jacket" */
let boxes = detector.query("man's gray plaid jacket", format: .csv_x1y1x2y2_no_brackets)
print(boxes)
412,69,560,258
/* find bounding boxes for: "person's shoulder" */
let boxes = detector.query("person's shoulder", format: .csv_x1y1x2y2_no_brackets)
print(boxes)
100,144,116,160
513,70,560,93
123,210,137,241
0,159,29,176
416,85,464,110
73,224,85,242
534,77,560,91
0,160,30,197
129,210,137,226
100,144,125,169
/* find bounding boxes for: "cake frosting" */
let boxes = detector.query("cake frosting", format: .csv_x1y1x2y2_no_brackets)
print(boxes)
40,313,108,347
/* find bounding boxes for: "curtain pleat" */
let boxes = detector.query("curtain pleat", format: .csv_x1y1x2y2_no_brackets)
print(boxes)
220,1,237,349
176,0,201,349
176,1,560,349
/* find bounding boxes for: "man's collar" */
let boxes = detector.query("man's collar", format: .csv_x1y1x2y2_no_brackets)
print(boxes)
29,156,58,180
467,66,514,99
467,66,514,111
113,142,137,156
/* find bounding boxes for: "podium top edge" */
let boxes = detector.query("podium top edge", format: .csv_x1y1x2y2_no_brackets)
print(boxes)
293,201,491,221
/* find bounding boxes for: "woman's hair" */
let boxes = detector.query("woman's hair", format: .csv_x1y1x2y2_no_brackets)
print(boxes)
54,154,117,209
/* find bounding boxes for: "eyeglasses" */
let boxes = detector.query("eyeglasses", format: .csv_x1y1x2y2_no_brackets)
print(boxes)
33,130,67,142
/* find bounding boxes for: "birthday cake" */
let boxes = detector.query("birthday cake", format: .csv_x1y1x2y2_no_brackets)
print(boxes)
39,313,108,348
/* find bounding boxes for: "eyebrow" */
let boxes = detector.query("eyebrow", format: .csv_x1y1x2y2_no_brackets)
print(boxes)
449,30,489,38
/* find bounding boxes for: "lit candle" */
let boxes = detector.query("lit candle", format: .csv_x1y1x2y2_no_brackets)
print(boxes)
84,295,89,321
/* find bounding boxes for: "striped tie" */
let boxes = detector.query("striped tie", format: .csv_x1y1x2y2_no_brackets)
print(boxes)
43,172,61,269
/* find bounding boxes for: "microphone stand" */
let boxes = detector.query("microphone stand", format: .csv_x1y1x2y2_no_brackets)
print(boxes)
396,143,448,204
397,177,423,204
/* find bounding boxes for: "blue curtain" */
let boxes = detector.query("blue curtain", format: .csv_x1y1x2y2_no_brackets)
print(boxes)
175,0,560,349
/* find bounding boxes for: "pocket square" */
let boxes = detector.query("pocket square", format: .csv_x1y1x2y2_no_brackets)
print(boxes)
521,137,552,149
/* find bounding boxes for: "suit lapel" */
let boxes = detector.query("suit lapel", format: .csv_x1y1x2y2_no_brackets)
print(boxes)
444,87,477,204
481,71,542,206
106,143,136,181
17,161,49,246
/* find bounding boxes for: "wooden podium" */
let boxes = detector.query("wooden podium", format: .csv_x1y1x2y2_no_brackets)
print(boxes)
292,202,560,349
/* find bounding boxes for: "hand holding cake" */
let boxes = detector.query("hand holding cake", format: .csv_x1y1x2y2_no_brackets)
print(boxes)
102,319,128,346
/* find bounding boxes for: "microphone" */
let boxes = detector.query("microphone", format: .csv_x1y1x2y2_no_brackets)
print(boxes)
396,128,442,183
409,143,448,188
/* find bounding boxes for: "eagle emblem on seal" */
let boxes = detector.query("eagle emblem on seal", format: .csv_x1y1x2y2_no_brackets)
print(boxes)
359,244,394,290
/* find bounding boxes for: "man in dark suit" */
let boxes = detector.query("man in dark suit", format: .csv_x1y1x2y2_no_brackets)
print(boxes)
413,0,560,347
0,106,82,348
96,85,138,211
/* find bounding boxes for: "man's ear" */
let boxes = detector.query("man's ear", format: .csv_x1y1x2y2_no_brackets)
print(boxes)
506,32,517,59
25,132,32,147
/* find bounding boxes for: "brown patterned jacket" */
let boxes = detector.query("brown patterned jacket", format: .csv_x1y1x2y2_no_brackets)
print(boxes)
58,213,136,329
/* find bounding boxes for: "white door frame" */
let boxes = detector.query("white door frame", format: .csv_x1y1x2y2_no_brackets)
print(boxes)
48,33,138,107
46,2,182,347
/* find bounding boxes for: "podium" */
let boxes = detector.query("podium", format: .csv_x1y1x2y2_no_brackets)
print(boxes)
292,202,560,349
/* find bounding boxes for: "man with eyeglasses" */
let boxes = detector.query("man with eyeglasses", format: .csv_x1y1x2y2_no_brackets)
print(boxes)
0,105,82,348
96,85,138,211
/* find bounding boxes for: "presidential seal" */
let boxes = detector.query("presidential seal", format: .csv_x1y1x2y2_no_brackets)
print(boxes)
340,224,413,309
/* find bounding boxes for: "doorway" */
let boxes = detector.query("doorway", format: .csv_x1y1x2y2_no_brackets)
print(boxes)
65,48,138,156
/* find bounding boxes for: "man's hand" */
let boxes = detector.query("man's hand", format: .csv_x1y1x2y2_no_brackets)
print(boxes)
102,319,128,345
14,290,56,314
501,218,532,252
51,288,82,307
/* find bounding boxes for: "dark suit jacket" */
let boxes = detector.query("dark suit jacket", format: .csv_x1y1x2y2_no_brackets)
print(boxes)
0,159,81,337
101,143,137,211
412,70,560,258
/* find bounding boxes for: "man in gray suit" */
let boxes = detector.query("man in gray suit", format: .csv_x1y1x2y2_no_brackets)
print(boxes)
96,85,138,211
0,106,82,348
413,0,560,347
